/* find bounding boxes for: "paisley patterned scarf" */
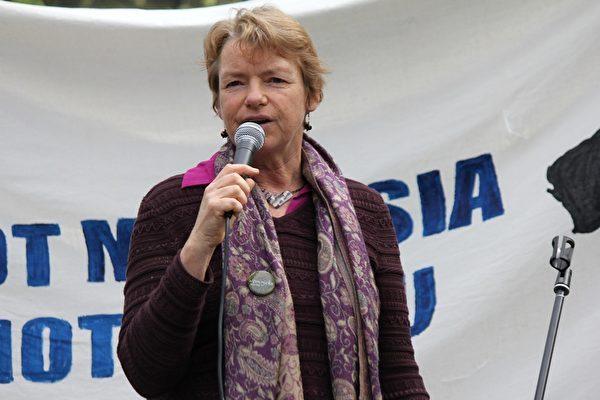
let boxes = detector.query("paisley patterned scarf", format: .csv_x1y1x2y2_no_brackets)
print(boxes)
214,134,382,400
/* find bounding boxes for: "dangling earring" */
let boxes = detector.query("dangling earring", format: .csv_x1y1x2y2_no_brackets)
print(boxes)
220,129,228,138
303,113,312,131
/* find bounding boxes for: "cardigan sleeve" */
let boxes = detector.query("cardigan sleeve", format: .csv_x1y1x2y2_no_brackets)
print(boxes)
347,179,430,400
117,178,214,398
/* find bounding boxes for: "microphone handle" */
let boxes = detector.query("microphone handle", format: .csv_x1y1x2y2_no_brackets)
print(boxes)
224,143,255,219
233,143,255,165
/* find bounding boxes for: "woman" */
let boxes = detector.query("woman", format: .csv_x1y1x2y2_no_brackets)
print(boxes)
118,6,429,400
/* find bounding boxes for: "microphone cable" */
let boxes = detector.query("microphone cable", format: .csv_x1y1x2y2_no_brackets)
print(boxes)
215,122,265,400
218,215,232,400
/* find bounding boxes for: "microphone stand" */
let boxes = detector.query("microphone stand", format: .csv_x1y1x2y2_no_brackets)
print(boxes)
534,235,575,400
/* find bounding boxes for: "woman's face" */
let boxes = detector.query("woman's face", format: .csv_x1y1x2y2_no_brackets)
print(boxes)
216,40,318,161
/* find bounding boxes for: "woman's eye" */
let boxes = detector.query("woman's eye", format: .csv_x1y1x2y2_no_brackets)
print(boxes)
225,81,241,88
269,77,286,84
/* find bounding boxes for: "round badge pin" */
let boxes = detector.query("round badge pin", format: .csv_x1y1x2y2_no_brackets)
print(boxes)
247,270,276,296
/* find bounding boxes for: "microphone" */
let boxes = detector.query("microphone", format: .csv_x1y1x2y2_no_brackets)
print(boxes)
233,122,265,165
218,121,265,400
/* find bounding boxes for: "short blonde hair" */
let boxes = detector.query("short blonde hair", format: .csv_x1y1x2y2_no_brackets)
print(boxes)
204,6,327,112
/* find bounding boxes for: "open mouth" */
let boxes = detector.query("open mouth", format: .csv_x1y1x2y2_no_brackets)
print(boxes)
244,118,272,126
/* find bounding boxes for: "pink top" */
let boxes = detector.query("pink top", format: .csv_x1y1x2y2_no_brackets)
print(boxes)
181,153,311,215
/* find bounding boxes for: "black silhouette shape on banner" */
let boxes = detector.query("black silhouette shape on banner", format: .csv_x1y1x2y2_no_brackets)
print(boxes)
547,128,600,233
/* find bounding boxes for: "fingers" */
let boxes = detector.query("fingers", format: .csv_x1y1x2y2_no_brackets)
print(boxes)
246,178,256,191
189,165,259,250
216,173,252,195
220,164,259,179
202,165,260,218
206,197,244,216
213,185,249,207
210,164,259,196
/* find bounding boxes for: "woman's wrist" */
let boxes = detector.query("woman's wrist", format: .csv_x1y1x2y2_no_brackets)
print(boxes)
180,240,216,281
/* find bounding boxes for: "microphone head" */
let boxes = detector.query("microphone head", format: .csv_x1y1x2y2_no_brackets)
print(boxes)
234,122,265,152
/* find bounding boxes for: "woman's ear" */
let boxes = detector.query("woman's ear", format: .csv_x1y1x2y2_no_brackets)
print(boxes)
306,93,320,113
213,94,223,119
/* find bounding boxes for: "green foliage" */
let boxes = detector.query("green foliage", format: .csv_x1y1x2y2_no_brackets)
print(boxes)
10,0,46,5
6,0,244,9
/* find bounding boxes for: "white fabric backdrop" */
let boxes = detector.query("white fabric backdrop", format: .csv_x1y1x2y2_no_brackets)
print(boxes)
1,0,599,398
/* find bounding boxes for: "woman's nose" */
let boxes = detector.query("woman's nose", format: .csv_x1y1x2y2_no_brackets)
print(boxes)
244,80,267,108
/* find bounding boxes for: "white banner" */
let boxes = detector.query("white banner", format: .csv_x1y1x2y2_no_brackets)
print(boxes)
1,0,600,398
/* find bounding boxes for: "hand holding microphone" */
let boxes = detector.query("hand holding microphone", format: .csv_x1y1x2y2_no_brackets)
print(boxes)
181,123,265,280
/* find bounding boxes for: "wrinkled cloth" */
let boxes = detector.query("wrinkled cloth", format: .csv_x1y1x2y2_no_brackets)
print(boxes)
118,174,431,399
214,135,382,399
182,151,312,215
